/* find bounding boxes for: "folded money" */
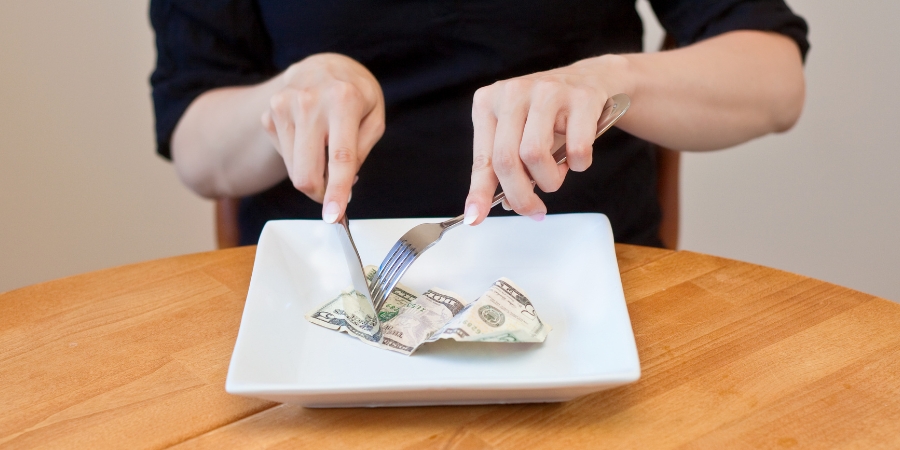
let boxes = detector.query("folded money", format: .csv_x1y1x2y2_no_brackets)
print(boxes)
306,266,551,355
305,266,417,348
426,278,551,345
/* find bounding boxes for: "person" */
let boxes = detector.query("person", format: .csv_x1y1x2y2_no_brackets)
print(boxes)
150,0,808,247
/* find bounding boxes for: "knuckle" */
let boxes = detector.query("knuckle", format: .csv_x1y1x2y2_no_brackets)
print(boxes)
260,113,274,130
568,142,593,159
472,88,493,115
270,91,292,114
502,78,530,96
292,175,320,194
471,153,492,171
330,146,357,164
294,89,316,109
519,142,549,166
570,160,592,172
538,176,564,193
372,120,386,138
493,151,518,174
326,180,351,197
534,79,562,96
520,197,543,215
329,80,361,103
568,146,594,171
283,64,299,80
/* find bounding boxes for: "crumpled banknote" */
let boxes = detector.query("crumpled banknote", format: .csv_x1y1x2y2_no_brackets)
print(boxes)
306,266,551,355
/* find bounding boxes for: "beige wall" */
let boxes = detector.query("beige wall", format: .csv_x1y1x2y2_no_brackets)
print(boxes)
2,1,898,301
0,1,214,293
639,0,900,301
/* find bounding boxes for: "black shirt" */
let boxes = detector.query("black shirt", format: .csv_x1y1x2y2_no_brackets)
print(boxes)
150,0,808,246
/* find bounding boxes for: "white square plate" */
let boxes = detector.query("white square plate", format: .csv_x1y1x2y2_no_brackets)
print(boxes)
226,213,640,407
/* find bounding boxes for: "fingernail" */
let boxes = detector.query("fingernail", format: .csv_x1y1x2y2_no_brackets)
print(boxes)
323,201,340,223
501,200,512,211
463,204,479,225
347,191,352,204
529,212,546,222
353,176,359,185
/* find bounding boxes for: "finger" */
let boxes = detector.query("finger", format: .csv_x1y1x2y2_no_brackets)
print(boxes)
464,88,499,226
289,101,328,203
322,95,364,223
356,102,385,164
550,132,571,184
564,93,604,172
347,176,359,203
260,111,279,149
491,89,546,218
269,93,296,175
519,89,564,193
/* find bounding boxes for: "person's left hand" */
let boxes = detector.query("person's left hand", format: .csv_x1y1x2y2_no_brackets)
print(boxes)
462,55,631,225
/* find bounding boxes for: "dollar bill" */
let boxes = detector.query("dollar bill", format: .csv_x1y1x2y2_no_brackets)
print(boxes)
362,266,420,323
307,271,550,355
380,288,469,355
305,266,419,347
428,278,550,344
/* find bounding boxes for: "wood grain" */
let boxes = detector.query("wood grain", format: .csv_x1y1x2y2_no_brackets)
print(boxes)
1,245,898,449
0,248,275,448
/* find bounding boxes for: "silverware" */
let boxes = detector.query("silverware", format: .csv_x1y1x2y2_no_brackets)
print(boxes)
335,215,376,311
368,93,631,311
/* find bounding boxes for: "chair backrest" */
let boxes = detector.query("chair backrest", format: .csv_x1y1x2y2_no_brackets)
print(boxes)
655,146,680,250
215,198,241,249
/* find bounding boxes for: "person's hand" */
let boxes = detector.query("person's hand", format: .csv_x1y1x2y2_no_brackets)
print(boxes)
261,53,385,223
463,55,631,225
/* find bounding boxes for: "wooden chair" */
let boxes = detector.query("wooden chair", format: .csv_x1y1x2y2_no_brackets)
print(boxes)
655,145,680,249
215,198,242,249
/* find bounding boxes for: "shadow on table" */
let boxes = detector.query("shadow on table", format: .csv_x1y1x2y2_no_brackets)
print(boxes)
213,385,640,448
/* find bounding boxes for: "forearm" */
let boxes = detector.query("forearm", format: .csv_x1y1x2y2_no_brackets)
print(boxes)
171,75,287,199
463,29,805,220
604,30,805,151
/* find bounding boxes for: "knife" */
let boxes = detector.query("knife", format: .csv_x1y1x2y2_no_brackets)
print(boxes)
335,215,376,312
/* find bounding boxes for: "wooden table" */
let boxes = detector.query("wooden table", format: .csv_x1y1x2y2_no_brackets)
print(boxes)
2,245,899,448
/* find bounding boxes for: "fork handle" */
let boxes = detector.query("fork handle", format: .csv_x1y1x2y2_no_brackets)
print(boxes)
439,146,569,230
442,93,630,230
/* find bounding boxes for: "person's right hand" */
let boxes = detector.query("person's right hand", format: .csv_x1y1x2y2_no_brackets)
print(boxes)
261,53,385,223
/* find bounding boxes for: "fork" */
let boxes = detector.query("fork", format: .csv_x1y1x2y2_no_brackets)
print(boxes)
368,93,631,311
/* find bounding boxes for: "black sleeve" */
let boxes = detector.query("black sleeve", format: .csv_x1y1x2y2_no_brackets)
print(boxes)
648,0,809,60
149,0,276,160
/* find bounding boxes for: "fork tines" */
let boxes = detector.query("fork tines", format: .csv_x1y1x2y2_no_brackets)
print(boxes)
370,239,417,310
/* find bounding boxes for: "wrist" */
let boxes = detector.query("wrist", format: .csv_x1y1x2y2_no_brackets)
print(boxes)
573,54,638,102
281,52,382,105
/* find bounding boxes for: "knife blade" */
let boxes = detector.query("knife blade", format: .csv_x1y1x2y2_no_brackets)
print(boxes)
335,215,376,312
